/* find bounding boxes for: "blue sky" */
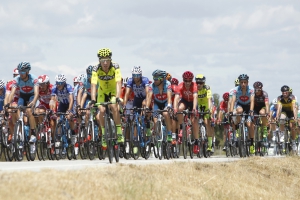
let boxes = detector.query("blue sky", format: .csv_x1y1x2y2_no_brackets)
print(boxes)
0,0,299,101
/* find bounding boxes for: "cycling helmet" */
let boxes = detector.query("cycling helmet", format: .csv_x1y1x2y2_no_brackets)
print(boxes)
234,78,239,86
171,78,179,85
238,74,249,80
86,65,94,75
195,74,206,82
13,68,19,75
166,73,172,81
17,62,31,71
281,85,289,92
149,80,153,84
152,69,166,78
272,98,277,105
132,66,142,75
289,88,293,93
0,80,5,89
123,77,129,85
55,74,67,82
73,77,79,83
77,74,86,83
38,75,50,84
253,81,263,89
97,48,112,58
222,92,229,101
182,71,194,79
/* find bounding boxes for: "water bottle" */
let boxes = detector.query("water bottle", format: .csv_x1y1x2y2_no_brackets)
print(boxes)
24,125,30,138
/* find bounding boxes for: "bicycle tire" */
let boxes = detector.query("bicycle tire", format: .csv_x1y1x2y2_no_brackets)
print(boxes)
14,121,24,161
182,124,188,159
131,124,140,160
87,122,95,160
114,144,120,162
79,126,87,159
6,142,14,161
238,124,245,158
155,121,163,160
144,142,151,160
105,117,114,164
40,126,48,161
36,125,43,161
0,129,3,158
54,123,63,160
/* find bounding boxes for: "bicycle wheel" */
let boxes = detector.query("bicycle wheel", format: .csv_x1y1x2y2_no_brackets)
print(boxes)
6,142,14,161
153,121,162,160
87,122,95,160
40,127,48,161
238,125,245,158
254,126,260,156
182,124,188,159
144,142,151,160
54,123,63,160
97,136,104,160
105,118,114,164
79,127,87,159
131,124,140,160
114,144,120,163
0,129,3,159
284,131,290,155
36,125,43,161
14,121,24,161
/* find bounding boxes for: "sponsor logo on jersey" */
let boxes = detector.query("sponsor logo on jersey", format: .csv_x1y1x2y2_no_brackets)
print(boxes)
155,94,167,101
21,86,34,93
239,96,249,102
99,75,115,81
198,93,207,98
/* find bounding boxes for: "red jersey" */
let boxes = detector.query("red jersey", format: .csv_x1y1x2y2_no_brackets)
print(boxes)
120,87,134,101
219,100,228,113
175,82,197,102
39,84,53,104
171,85,177,102
6,79,20,102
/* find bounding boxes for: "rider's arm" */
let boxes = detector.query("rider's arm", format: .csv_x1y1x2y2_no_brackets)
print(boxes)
193,93,198,110
146,90,153,108
49,95,57,111
276,102,282,119
167,89,172,106
80,93,87,108
68,94,73,111
292,101,297,119
8,87,16,105
229,95,236,113
77,88,83,108
91,71,98,102
116,80,121,99
250,94,254,111
123,87,132,106
173,94,180,110
265,100,270,115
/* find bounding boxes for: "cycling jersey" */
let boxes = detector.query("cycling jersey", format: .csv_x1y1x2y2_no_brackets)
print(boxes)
126,76,149,99
0,88,6,111
197,85,212,106
6,80,20,103
254,90,269,112
38,84,53,106
277,94,296,112
91,62,121,103
219,100,228,113
270,104,277,118
171,85,177,103
231,85,254,105
175,82,197,102
51,83,73,104
12,74,38,94
149,81,172,104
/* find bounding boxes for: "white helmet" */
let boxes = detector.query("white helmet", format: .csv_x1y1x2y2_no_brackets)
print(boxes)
272,98,277,105
132,66,142,75
55,74,67,82
0,79,5,89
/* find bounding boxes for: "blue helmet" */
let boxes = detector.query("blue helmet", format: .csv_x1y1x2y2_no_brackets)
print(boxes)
86,65,94,75
238,74,249,80
17,62,31,71
152,69,166,78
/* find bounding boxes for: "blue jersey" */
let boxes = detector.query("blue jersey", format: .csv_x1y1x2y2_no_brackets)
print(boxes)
270,104,277,118
231,86,254,105
12,74,38,94
0,88,6,111
126,76,149,99
52,83,73,104
149,81,172,104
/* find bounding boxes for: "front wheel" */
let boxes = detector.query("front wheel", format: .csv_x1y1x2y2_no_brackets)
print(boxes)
14,121,24,161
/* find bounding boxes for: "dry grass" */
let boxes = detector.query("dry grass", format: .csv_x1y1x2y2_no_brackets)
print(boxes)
1,157,300,200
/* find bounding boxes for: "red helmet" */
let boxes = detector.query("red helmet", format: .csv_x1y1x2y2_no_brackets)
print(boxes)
13,68,19,75
149,80,153,84
38,75,50,84
182,71,194,80
171,78,179,85
73,76,79,83
223,92,229,101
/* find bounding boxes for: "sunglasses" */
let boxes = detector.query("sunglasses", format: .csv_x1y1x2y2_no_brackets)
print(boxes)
196,82,205,85
56,82,65,85
19,70,28,74
153,77,163,81
184,79,192,83
100,58,111,63
132,74,141,78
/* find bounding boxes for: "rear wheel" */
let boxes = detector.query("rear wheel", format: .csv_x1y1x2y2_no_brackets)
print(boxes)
79,127,87,159
182,125,188,159
155,121,163,160
87,122,95,160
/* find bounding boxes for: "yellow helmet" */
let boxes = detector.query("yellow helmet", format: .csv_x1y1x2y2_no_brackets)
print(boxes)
97,48,112,58
234,78,239,86
195,74,206,82
289,88,293,93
